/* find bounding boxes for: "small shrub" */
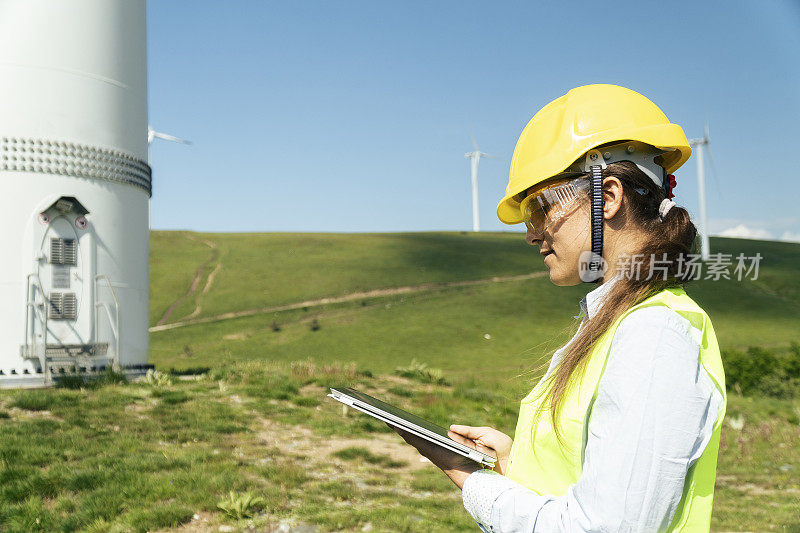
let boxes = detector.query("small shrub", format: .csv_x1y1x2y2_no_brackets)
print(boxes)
388,386,413,398
259,461,309,486
124,503,194,530
395,359,449,386
168,366,211,376
96,368,127,386
290,359,316,378
294,396,320,407
319,361,358,379
758,374,800,400
723,347,773,395
271,381,300,400
144,369,173,388
271,321,281,332
217,491,266,520
722,346,798,398
55,375,91,390
53,368,126,390
310,318,321,331
786,342,800,377
10,392,57,411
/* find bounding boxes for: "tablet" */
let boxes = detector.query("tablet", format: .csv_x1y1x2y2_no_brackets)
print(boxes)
328,386,496,468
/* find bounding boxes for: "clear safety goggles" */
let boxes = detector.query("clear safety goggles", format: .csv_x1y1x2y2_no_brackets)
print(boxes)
519,177,590,235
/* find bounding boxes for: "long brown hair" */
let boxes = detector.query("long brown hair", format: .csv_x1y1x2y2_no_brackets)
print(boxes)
529,160,698,447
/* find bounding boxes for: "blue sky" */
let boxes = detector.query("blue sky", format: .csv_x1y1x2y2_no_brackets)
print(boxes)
147,0,800,239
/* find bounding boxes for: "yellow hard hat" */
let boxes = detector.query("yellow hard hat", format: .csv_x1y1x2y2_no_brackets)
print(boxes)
497,84,692,224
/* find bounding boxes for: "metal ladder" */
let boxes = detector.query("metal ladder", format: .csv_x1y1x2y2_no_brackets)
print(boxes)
22,273,121,384
93,274,121,371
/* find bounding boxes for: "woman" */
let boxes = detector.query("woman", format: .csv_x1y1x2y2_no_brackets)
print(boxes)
391,84,727,532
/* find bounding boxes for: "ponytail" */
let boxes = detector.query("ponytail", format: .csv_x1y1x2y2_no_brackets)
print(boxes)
528,161,698,447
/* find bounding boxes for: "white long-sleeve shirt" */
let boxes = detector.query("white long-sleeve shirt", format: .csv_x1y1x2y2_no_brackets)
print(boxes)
462,278,724,532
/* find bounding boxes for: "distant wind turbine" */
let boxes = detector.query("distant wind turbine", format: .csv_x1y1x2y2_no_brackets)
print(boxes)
688,122,719,261
464,131,496,232
147,126,192,164
146,126,192,229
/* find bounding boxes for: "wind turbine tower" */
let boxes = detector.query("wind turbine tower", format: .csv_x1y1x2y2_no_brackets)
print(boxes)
0,0,151,387
688,123,716,261
464,133,495,232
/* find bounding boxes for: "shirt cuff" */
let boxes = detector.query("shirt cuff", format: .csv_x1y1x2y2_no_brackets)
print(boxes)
462,469,522,529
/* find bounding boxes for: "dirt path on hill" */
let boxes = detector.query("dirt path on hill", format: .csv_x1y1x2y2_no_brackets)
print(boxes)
179,240,223,321
155,236,221,326
150,271,547,333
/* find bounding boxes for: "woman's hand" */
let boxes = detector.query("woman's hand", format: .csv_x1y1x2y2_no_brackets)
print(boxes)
448,425,513,475
387,423,514,488
388,425,482,489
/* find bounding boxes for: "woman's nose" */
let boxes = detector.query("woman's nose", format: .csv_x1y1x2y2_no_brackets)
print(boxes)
525,226,542,246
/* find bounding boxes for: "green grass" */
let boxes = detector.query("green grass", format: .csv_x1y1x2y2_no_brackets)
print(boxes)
0,361,502,531
0,378,252,531
332,447,408,468
0,360,796,531
2,231,799,531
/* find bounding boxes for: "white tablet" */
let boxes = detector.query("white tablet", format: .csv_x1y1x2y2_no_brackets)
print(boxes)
328,386,496,468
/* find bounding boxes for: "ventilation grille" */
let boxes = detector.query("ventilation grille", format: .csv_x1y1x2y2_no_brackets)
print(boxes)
1,137,152,196
50,238,77,265
48,292,77,320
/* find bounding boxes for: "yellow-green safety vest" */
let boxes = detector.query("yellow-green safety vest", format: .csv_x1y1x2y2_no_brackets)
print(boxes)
506,286,727,532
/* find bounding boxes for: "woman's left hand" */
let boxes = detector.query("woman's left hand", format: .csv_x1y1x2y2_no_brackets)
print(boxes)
387,424,485,489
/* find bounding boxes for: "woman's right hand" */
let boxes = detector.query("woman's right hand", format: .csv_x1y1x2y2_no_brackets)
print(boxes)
448,425,513,475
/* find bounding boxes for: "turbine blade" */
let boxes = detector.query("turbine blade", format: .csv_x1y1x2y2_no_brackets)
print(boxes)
704,120,710,142
151,131,192,145
469,126,479,151
705,143,723,199
480,152,498,159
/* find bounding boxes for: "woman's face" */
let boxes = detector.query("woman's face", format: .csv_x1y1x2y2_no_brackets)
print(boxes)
525,196,592,286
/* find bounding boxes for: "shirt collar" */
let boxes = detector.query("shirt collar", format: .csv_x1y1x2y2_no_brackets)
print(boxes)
578,274,621,319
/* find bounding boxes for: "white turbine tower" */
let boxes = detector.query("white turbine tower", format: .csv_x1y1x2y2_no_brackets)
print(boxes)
688,122,718,261
464,132,496,232
1,0,152,386
147,126,192,163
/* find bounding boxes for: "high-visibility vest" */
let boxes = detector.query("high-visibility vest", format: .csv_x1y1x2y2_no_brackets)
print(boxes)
505,286,727,531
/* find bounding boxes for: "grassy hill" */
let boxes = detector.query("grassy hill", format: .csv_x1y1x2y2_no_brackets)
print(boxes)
149,232,547,327
149,232,800,375
0,231,797,531
150,232,800,330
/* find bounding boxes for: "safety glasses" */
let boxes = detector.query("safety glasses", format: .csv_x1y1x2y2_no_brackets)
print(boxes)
520,177,590,235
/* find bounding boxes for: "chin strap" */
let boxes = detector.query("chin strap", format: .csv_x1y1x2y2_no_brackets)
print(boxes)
586,164,605,283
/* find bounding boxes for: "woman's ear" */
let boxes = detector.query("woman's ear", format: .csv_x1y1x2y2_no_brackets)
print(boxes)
602,176,624,220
